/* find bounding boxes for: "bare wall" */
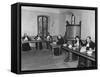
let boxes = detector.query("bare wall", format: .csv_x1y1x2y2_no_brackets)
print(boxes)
21,9,62,36
21,8,95,42
80,10,95,42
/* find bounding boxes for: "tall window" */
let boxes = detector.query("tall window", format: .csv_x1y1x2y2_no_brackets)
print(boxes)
37,16,48,39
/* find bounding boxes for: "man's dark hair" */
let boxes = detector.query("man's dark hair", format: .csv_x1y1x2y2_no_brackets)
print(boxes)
75,36,80,40
87,36,91,39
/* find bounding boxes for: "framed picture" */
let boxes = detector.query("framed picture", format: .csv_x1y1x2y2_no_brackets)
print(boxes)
11,2,98,74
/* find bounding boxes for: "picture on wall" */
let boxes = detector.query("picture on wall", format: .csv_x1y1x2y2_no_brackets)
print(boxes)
11,2,98,74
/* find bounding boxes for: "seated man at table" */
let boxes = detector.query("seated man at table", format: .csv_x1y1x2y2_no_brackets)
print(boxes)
78,36,95,68
64,36,83,62
73,36,83,49
80,36,95,53
46,33,52,49
57,35,64,46
56,35,64,55
72,36,83,60
22,33,31,51
84,36,95,50
34,34,43,50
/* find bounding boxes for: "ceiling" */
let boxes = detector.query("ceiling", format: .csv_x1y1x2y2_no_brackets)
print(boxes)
21,6,70,14
21,6,93,14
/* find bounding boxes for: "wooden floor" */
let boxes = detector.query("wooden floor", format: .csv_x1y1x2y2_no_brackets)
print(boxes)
21,48,78,71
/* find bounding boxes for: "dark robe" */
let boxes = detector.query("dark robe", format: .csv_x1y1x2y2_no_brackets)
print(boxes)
72,40,83,61
74,40,84,47
57,37,64,45
84,40,95,50
56,37,64,55
46,35,52,49
22,36,31,51
34,35,43,49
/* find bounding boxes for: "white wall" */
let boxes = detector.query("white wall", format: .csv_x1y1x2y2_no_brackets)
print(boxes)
80,10,95,41
22,8,95,42
21,9,62,36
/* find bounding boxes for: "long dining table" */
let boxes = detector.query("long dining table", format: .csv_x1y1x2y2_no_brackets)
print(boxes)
22,40,51,43
22,40,52,49
61,46,96,67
